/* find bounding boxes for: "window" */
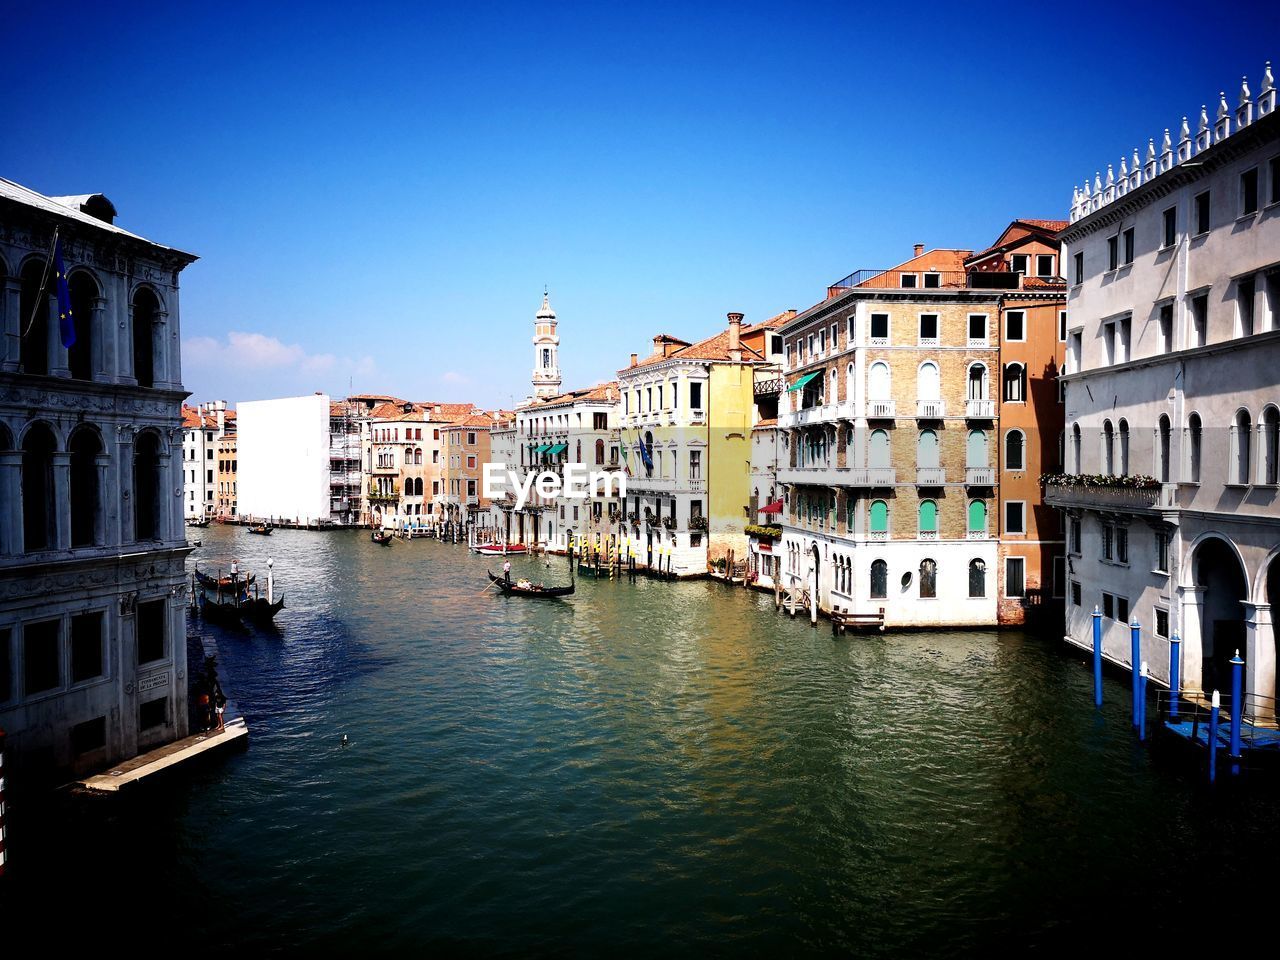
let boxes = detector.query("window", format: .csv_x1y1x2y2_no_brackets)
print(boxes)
923,273,941,289
1005,310,1025,342
71,611,104,683
1071,581,1082,607
70,428,103,547
1117,596,1130,624
868,364,891,403
1238,276,1256,337
1102,592,1114,619
466,456,476,469
1102,524,1114,561
870,313,889,342
1242,167,1259,216
1117,527,1128,564
0,628,10,703
690,382,703,409
1073,251,1084,285
1002,363,1026,402
1118,419,1130,476
1155,607,1170,639
1005,557,1026,598
1005,430,1025,471
22,424,57,551
967,499,987,535
968,559,986,598
1004,501,1025,535
1158,303,1173,353
966,429,987,468
918,500,938,536
919,559,937,599
1162,207,1177,248
24,619,60,695
1070,517,1081,555
1107,236,1119,271
1157,415,1171,482
137,598,166,664
1233,409,1253,484
689,450,702,480
1011,254,1029,275
870,559,888,599
71,716,106,756
1195,190,1211,234
869,499,889,537
917,429,939,469
1123,227,1135,265
968,314,987,343
919,313,939,343
900,273,917,288
467,432,477,445
1035,254,1055,277
139,696,168,731
134,432,162,541
1058,310,1067,342
1191,293,1208,346
1155,529,1171,573
1261,406,1280,485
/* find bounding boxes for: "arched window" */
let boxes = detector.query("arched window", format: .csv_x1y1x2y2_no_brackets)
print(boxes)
919,558,937,598
968,499,987,535
133,287,161,388
1003,363,1026,402
969,558,986,598
967,363,987,400
134,432,162,541
70,427,102,547
67,272,98,382
1005,429,1025,471
1261,406,1280,485
1187,413,1202,482
1118,419,1130,477
414,448,423,465
1233,409,1252,485
1102,420,1115,476
22,424,57,550
870,559,887,599
917,361,940,401
868,361,890,400
829,368,838,402
869,499,889,537
643,431,654,476
1156,415,1170,482
967,429,987,468
595,438,605,464
918,499,938,534
869,429,890,469
1071,423,1082,473
20,259,50,376
917,429,939,468
846,362,855,402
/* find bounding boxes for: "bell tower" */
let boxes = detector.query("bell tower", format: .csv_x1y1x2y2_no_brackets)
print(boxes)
532,289,562,398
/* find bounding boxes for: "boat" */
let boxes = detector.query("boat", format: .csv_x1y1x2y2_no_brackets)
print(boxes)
473,542,529,556
199,591,247,623
247,524,272,536
487,570,574,598
187,517,211,528
372,530,394,545
241,594,286,623
194,566,255,591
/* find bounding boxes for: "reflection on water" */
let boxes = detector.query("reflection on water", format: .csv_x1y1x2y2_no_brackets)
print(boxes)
5,526,1278,954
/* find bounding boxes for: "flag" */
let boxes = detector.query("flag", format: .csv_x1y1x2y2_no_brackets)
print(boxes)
54,236,75,349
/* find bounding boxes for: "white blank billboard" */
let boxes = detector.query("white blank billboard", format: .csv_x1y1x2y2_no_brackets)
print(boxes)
237,394,331,524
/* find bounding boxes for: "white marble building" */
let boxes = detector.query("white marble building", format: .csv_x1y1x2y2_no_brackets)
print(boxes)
0,178,197,780
1051,63,1280,714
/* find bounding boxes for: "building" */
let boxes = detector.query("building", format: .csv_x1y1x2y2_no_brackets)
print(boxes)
1048,63,1280,712
328,399,362,526
0,178,197,780
617,312,785,576
215,430,237,518
440,413,500,534
181,399,231,519
531,291,562,400
237,393,333,525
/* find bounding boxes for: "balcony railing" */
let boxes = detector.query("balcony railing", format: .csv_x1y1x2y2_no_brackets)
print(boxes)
965,467,996,485
965,399,996,419
779,466,895,487
1042,479,1168,512
691,408,706,424
916,400,946,419
867,399,896,418
828,269,971,294
918,530,938,541
916,467,946,485
836,400,857,419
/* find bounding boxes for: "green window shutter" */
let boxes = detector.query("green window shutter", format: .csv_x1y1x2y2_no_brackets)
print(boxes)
870,500,888,532
968,499,987,531
919,500,937,532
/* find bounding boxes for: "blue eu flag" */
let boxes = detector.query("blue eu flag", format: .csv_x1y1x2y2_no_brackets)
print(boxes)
54,236,75,349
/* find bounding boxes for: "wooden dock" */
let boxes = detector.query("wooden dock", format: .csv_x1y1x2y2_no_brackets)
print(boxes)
77,718,248,793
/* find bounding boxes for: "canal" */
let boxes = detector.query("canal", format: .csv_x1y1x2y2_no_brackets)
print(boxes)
9,525,1280,954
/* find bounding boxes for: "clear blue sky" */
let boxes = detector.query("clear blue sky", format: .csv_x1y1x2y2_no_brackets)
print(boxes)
4,2,1277,408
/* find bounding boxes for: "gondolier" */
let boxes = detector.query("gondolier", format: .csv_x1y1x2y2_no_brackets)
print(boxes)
503,559,511,584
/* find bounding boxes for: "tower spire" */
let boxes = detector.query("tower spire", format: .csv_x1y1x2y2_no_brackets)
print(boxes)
531,290,562,399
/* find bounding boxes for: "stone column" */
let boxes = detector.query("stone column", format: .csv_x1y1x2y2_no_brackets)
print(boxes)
52,450,71,550
1178,585,1207,694
0,451,21,554
1244,602,1275,721
2,277,20,372
122,302,138,385
91,296,109,382
154,310,173,389
118,428,135,543
48,294,70,377
95,453,111,547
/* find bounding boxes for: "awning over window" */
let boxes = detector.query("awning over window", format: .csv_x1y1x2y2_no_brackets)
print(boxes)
786,371,820,393
533,443,550,454
547,443,568,455
759,499,785,514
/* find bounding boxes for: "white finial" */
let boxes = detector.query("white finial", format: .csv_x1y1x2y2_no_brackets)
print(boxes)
1094,171,1102,192
1218,91,1229,119
1132,146,1141,170
1199,104,1210,131
1106,164,1115,186
1119,155,1129,177
1147,138,1156,161
1263,61,1275,93
1179,116,1190,140
1072,185,1080,205
1162,128,1172,152
1082,178,1091,198
1241,76,1252,105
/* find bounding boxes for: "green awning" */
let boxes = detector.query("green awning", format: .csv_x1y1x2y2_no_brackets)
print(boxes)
548,443,568,455
786,371,820,393
533,443,550,454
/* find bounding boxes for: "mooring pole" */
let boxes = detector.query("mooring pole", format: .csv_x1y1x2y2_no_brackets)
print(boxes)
1138,662,1148,742
1208,691,1220,784
1130,618,1142,728
1169,634,1181,719
1230,650,1244,772
267,557,274,605
1092,606,1103,707
0,726,7,878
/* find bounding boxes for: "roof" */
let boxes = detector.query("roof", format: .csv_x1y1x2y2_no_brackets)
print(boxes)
965,219,1068,268
624,322,773,372
525,382,620,409
446,413,498,429
753,417,778,429
874,248,972,278
0,178,197,261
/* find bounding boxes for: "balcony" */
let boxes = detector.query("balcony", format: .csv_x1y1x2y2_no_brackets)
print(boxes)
628,475,676,492
965,467,996,486
827,269,971,294
916,467,946,485
965,399,996,419
835,400,857,420
867,399,896,419
1042,477,1172,513
691,408,706,425
779,466,895,487
916,400,946,419
754,375,784,397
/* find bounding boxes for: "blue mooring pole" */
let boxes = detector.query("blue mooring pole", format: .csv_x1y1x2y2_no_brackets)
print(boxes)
1138,663,1148,741
1230,651,1244,774
1208,692,1220,783
1092,607,1103,707
1130,619,1142,728
1169,634,1181,719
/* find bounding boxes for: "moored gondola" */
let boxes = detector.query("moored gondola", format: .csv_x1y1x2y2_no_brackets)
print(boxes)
372,530,394,545
487,571,574,598
194,566,256,591
241,594,286,622
247,524,273,536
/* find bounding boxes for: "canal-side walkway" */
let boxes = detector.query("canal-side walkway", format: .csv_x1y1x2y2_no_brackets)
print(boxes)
76,719,248,793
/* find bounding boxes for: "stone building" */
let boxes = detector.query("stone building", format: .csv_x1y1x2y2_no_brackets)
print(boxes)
215,430,237,518
1049,62,1280,712
181,399,231,519
0,177,197,780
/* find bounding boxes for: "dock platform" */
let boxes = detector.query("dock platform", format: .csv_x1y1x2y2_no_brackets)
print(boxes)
77,718,248,793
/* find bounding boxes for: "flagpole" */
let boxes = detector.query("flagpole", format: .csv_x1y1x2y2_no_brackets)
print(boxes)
20,226,58,339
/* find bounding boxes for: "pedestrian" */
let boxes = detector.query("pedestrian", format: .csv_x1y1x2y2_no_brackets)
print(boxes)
503,559,512,584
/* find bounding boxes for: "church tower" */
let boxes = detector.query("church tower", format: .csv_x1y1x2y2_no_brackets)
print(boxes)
531,290,562,398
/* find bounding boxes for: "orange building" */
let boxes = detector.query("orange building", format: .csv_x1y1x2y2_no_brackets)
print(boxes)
440,412,503,535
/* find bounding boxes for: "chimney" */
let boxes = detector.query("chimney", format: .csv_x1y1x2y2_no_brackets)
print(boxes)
652,335,666,357
913,243,924,258
727,312,744,363
630,352,638,367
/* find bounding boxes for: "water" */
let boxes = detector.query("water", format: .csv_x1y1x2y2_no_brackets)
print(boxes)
6,525,1279,953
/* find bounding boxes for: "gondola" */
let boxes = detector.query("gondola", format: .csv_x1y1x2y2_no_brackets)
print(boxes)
247,524,273,536
487,571,574,598
241,594,286,622
194,566,255,590
199,591,247,623
187,517,211,528
372,530,394,545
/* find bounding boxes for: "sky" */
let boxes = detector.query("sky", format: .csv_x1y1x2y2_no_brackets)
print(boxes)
3,1,1278,408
